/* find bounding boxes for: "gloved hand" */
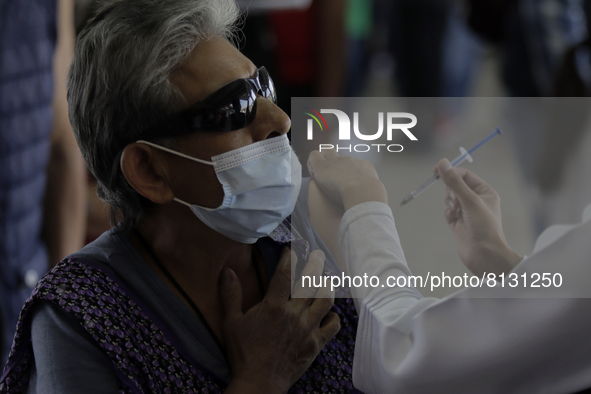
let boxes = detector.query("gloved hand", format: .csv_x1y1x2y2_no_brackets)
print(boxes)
436,158,523,276
307,149,388,211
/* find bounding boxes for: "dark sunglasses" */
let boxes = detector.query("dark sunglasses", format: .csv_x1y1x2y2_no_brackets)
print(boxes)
109,66,277,190
138,66,276,140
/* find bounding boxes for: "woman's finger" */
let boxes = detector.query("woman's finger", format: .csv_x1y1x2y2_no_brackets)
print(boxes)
266,247,296,302
292,250,326,300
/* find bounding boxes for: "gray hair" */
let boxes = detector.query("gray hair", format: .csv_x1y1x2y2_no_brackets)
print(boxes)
68,0,241,231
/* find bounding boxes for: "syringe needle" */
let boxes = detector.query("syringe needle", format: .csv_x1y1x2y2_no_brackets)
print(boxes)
398,194,414,207
398,173,440,207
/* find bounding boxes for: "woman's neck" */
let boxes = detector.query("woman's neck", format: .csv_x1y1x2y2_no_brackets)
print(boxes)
140,203,251,275
132,201,265,313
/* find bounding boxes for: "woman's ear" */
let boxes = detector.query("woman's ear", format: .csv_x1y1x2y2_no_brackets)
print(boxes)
120,143,175,204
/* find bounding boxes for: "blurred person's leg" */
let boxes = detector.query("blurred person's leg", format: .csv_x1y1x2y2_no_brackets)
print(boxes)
387,0,452,151
436,7,485,147
442,8,484,97
502,2,544,96
239,13,277,83
345,0,372,97
270,0,346,118
388,0,452,97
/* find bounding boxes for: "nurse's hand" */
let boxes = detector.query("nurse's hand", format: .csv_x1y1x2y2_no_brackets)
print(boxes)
307,149,388,210
436,158,523,276
220,247,340,394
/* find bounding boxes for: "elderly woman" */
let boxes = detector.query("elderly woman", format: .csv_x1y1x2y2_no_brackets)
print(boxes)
0,0,361,393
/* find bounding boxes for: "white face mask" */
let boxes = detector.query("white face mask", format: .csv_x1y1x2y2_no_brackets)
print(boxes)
138,135,302,244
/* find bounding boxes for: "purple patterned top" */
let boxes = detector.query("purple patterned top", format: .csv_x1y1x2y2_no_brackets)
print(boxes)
1,220,362,393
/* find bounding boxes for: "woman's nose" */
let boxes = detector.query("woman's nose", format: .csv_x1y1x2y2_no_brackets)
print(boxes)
250,96,291,141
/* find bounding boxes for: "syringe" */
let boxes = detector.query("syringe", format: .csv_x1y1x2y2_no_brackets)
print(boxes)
398,127,503,207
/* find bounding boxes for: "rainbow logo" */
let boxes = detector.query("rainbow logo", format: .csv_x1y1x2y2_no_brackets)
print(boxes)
303,107,329,132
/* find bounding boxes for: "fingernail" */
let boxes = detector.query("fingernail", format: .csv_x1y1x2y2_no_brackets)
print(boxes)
440,159,452,172
220,268,233,286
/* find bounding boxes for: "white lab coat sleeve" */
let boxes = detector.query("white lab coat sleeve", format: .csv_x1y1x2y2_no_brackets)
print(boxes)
339,202,591,394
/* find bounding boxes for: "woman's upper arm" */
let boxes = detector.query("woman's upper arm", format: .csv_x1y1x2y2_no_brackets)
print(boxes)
28,301,120,393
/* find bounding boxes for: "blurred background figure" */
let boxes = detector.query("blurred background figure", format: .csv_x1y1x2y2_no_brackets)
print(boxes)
0,0,87,361
363,0,591,235
467,0,591,233
366,0,484,150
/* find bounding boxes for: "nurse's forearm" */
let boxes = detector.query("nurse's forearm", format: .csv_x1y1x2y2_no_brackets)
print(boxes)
338,202,423,304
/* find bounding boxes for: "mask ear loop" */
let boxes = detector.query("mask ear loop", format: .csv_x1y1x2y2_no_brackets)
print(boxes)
135,140,218,210
136,140,214,166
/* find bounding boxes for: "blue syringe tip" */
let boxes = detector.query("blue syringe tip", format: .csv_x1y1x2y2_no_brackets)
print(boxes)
467,127,503,156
